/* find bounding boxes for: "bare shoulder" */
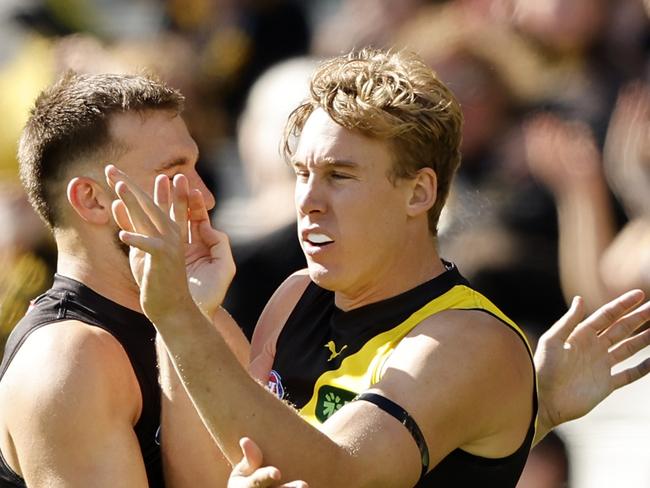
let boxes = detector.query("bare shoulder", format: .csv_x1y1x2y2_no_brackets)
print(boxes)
249,270,311,379
0,320,150,485
250,270,311,352
377,308,534,458
0,319,141,426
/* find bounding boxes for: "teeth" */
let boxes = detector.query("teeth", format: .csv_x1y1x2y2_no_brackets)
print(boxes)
307,232,333,244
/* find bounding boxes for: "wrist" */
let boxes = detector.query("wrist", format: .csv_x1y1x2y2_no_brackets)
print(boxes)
144,292,198,330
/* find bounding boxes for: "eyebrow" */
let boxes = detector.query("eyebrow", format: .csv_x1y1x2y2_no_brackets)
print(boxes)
156,154,198,172
291,157,359,168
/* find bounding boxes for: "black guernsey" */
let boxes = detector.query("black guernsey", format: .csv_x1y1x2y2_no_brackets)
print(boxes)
0,274,164,488
269,263,537,487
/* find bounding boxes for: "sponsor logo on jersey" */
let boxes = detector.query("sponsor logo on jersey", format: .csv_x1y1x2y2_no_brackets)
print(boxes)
315,385,357,423
267,369,285,400
325,340,348,361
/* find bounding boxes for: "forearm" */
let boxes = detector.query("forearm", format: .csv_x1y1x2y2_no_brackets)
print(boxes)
155,302,361,487
555,176,616,311
157,336,232,487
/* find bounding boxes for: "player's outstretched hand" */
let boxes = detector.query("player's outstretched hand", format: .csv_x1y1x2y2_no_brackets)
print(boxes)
534,290,650,442
229,438,308,488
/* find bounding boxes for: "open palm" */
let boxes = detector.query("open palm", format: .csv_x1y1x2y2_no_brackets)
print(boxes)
535,291,650,440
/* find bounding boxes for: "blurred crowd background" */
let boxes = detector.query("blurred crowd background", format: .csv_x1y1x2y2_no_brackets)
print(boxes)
0,0,648,486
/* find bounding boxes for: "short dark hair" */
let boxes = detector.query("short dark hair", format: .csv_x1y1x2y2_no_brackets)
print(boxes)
18,71,185,228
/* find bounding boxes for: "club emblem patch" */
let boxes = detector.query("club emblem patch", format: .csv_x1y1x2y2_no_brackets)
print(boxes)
267,369,285,400
315,385,357,423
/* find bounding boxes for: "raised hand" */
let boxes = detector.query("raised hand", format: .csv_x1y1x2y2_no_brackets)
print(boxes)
523,113,602,196
229,438,308,488
534,290,650,442
603,82,650,217
105,165,235,319
105,165,192,321
184,185,235,317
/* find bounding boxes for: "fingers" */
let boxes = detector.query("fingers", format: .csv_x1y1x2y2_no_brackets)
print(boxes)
236,437,264,475
230,438,284,487
189,188,210,223
154,174,171,216
609,328,650,369
172,175,190,243
542,296,584,344
111,200,134,233
118,230,161,254
600,300,650,347
105,165,171,234
574,290,646,336
281,482,309,488
611,357,650,391
115,181,159,236
240,467,282,487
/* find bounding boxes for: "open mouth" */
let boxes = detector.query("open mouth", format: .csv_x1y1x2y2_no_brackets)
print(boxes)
306,232,334,246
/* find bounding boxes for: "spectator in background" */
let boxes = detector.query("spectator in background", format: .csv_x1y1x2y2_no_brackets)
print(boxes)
523,83,650,313
523,84,650,488
0,182,52,352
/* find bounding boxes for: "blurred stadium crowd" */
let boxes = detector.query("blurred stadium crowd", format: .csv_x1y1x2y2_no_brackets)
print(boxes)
0,0,648,486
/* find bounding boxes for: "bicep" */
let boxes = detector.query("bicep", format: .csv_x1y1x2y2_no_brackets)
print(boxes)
320,313,534,484
16,414,148,488
249,272,310,381
4,321,149,488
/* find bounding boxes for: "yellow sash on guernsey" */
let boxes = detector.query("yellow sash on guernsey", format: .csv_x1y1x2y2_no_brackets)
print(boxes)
298,285,535,426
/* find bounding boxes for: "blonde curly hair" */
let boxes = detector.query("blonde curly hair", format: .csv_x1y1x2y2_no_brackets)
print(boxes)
282,47,463,235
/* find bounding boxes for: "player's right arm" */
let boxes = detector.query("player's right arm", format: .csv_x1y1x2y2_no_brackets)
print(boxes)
0,320,148,487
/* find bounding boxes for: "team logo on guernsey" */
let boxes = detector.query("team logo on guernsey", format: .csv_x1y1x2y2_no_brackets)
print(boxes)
325,341,348,361
315,385,357,423
267,370,285,400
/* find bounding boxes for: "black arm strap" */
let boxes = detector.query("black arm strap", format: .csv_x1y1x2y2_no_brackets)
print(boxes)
354,392,430,481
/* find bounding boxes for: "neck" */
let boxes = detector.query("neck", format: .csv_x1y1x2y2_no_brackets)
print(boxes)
334,234,445,311
56,236,142,313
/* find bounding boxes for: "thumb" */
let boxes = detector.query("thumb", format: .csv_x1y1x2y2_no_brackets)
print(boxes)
232,437,264,476
542,296,584,344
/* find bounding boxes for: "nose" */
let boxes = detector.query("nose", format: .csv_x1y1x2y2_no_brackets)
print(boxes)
296,175,326,216
188,171,215,211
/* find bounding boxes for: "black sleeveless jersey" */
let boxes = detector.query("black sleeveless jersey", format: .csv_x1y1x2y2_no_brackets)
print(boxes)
0,274,164,488
269,263,537,487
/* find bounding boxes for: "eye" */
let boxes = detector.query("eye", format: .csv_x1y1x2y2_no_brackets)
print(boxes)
294,168,309,180
330,172,353,180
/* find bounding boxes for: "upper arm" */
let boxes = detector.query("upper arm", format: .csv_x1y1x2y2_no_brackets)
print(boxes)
0,321,148,488
319,310,535,486
248,270,310,381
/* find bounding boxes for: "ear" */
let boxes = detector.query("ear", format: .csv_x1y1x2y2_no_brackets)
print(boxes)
406,167,437,218
66,177,112,225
